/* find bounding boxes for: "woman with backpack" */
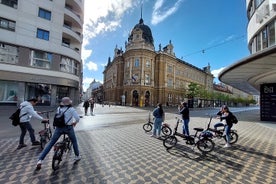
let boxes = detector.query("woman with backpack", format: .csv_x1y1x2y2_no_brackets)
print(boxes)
36,97,81,170
151,103,165,138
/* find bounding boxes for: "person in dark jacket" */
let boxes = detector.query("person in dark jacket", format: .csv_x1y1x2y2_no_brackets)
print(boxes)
179,102,190,136
83,99,90,115
220,105,234,148
151,103,165,138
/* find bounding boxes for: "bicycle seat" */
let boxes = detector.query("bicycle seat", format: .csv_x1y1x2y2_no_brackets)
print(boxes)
194,128,204,132
41,120,49,124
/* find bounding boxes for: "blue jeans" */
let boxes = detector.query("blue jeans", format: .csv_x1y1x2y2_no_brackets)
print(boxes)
153,117,162,136
19,122,36,144
225,124,232,143
38,125,79,160
182,119,190,136
214,122,224,130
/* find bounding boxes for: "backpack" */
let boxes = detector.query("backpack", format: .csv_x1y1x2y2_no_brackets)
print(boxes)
53,107,70,128
9,107,27,126
229,114,238,124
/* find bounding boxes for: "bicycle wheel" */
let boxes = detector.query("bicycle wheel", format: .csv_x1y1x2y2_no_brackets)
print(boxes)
162,126,172,136
224,131,239,144
52,147,63,170
197,138,215,153
143,123,152,132
163,136,177,149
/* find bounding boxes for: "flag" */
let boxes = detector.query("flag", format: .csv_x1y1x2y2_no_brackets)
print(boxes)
132,75,136,82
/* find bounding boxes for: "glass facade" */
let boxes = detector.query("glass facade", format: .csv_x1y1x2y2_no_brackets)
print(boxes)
0,81,18,103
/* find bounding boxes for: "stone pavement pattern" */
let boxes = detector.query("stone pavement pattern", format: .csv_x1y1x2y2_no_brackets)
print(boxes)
0,106,275,183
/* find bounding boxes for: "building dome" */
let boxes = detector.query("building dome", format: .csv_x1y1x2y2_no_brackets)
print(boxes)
128,18,154,45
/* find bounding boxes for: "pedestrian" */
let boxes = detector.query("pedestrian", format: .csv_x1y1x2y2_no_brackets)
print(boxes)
17,98,48,149
151,103,165,138
219,105,234,148
36,97,81,170
83,99,89,115
179,102,190,136
89,98,95,115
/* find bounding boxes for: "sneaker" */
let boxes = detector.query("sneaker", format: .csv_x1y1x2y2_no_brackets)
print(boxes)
32,141,41,146
223,143,231,148
74,155,81,162
156,135,161,139
150,134,156,137
36,160,42,170
17,144,27,149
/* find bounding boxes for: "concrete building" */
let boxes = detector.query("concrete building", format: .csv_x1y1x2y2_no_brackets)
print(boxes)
103,17,213,107
0,0,84,106
219,0,276,121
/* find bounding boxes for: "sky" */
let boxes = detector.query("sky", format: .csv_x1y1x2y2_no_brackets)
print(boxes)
81,0,249,92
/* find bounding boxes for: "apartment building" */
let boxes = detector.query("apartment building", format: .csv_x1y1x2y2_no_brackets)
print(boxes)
0,0,84,106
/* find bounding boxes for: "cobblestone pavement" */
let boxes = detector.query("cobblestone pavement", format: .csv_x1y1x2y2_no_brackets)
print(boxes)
0,106,275,184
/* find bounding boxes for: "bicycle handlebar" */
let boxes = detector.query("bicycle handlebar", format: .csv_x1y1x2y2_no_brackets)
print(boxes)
39,110,55,114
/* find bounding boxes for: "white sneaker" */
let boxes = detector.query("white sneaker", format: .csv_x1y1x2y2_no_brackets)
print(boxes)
36,160,42,170
74,155,81,162
150,134,156,137
223,143,231,148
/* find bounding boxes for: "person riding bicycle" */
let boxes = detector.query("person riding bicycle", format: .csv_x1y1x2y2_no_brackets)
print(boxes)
36,97,81,170
214,105,234,148
213,105,226,131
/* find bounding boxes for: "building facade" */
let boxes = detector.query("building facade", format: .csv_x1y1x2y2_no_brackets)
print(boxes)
103,18,213,107
0,0,84,106
219,0,276,121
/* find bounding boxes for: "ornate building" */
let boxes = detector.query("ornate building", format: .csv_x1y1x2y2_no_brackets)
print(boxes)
103,17,213,107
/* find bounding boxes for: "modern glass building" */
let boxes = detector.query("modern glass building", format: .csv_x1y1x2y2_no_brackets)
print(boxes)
0,0,84,106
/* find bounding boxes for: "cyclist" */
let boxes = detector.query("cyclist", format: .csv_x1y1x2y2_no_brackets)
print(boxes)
215,105,234,148
36,97,81,170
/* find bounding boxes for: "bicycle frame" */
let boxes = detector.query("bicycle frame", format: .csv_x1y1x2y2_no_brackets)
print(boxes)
39,110,54,149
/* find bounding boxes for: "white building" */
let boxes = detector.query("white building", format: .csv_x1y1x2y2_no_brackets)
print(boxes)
0,0,84,106
219,0,276,121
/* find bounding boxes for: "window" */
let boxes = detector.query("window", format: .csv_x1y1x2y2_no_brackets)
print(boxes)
262,29,268,49
0,17,15,31
1,0,18,8
26,83,51,105
168,78,173,87
38,8,51,20
60,57,79,75
167,65,173,73
31,50,52,69
268,21,275,47
134,58,139,67
0,81,18,103
146,60,150,68
0,43,18,64
145,74,150,85
37,28,49,40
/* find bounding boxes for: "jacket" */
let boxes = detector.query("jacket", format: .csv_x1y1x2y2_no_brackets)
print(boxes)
56,105,80,125
19,101,43,122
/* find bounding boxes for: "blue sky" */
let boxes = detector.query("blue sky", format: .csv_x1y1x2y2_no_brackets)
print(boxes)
81,0,249,91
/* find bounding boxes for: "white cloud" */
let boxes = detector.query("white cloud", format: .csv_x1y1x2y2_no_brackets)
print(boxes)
211,67,225,78
86,61,98,71
151,0,184,25
81,0,136,64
